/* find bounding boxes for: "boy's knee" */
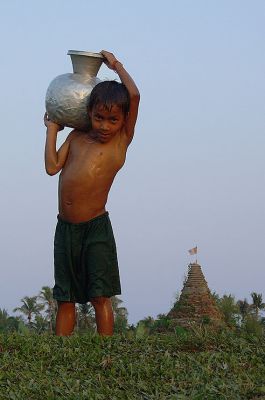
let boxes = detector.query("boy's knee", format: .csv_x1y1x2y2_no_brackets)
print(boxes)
91,296,111,308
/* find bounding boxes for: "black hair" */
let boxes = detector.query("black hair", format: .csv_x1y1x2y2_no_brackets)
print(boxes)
88,80,130,115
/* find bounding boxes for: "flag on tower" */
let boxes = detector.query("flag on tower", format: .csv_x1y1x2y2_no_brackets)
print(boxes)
188,246,197,255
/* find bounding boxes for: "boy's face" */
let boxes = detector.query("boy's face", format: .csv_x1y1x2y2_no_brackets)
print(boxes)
89,104,126,143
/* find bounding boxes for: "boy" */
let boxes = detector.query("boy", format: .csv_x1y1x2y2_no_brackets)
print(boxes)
44,50,140,336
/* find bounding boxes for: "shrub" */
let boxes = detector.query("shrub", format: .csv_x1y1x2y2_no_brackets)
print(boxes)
243,316,263,338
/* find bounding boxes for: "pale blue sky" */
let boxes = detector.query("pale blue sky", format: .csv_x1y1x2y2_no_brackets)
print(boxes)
0,0,264,324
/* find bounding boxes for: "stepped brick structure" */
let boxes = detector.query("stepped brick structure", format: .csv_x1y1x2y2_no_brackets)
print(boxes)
168,263,222,327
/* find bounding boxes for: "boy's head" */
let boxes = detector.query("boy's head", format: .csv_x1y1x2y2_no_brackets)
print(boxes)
88,80,130,116
88,81,130,142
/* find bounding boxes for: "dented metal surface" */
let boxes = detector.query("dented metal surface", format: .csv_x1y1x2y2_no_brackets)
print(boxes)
45,51,103,131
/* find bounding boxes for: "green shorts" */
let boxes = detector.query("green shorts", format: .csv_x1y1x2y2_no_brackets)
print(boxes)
53,212,121,303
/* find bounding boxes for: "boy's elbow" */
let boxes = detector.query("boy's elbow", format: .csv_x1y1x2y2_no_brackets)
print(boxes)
45,166,59,176
45,159,62,175
45,169,56,176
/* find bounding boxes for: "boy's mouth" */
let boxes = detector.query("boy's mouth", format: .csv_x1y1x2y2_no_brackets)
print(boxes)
98,132,111,142
98,130,110,138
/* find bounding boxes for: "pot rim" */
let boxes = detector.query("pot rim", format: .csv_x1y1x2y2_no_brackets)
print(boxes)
67,50,104,59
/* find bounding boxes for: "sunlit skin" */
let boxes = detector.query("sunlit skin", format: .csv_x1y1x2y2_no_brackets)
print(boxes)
57,104,128,223
45,50,140,336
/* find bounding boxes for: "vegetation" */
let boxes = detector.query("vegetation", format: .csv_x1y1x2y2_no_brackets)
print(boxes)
137,292,265,337
1,286,265,337
250,292,265,319
0,329,265,399
0,287,265,398
1,286,129,335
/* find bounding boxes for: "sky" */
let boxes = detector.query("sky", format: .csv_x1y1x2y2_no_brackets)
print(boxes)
0,0,264,324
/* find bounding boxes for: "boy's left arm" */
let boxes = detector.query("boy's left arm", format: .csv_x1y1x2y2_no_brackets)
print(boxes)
101,50,140,145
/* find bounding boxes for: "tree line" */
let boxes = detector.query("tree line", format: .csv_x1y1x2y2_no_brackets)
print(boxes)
1,288,264,336
136,291,265,337
0,286,128,334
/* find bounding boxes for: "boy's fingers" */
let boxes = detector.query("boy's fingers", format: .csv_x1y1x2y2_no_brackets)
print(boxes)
101,50,114,59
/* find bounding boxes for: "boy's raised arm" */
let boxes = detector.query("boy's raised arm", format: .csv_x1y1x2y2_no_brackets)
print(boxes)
101,50,140,144
44,113,74,176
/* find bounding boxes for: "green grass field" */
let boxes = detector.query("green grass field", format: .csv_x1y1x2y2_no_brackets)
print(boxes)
0,330,265,400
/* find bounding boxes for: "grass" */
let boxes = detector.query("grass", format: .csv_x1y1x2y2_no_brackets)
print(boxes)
0,330,265,399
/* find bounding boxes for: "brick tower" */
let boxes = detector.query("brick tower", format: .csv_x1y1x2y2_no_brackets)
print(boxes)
168,263,222,327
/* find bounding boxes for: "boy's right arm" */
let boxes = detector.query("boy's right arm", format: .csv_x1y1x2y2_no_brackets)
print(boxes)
101,51,140,145
44,113,74,176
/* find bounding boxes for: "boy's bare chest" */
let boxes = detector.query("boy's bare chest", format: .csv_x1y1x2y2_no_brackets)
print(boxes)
65,135,127,175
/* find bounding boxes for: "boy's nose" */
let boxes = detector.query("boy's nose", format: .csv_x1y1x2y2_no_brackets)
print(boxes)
100,123,109,131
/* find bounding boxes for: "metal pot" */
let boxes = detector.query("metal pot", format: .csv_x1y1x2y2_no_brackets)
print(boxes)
45,50,103,131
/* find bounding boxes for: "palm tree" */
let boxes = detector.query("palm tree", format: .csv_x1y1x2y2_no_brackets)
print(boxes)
13,296,44,326
111,296,128,317
250,292,265,319
33,315,49,334
0,308,9,332
211,291,221,304
111,295,123,312
77,303,95,332
237,299,250,322
38,286,57,333
138,316,155,331
0,309,21,333
111,296,128,333
217,294,239,327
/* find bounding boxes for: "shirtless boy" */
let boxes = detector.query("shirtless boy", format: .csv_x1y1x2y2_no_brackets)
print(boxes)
44,50,140,336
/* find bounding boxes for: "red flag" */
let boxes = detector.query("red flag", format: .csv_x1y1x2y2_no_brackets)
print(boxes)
188,246,197,255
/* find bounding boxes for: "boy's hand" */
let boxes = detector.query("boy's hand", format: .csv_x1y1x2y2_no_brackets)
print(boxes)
44,112,64,131
100,50,122,71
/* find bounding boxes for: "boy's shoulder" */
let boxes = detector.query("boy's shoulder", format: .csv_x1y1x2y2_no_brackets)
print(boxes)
65,129,79,141
66,129,87,146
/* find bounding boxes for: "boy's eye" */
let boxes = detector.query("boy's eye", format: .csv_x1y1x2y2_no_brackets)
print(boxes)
110,118,118,123
95,115,103,121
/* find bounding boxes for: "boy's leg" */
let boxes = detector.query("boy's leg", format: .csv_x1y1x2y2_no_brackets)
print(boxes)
91,297,114,336
55,301,76,336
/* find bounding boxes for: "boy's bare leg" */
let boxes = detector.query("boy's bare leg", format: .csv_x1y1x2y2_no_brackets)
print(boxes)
91,297,114,336
55,301,76,336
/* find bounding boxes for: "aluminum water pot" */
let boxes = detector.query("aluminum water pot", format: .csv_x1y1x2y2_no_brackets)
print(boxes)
45,50,104,131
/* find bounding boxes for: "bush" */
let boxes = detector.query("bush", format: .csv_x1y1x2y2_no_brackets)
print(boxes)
243,316,263,338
